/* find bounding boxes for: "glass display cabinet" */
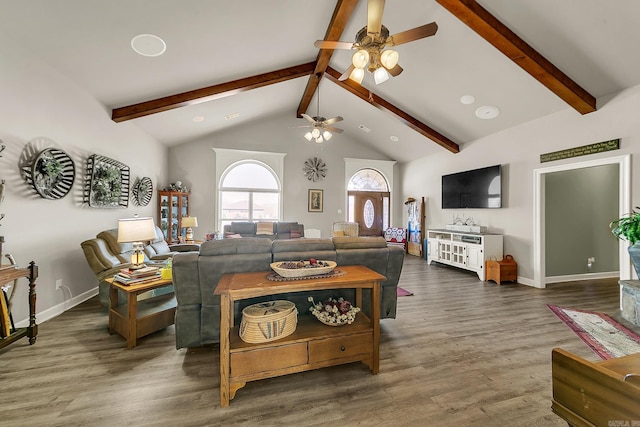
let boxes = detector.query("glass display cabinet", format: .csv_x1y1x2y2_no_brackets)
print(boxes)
157,191,190,244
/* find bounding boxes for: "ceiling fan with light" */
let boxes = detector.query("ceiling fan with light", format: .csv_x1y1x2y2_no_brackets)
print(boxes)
314,0,438,85
294,74,344,143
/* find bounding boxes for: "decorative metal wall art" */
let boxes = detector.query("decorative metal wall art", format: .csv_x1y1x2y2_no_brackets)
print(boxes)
24,148,76,200
303,157,327,182
132,176,153,206
84,154,130,208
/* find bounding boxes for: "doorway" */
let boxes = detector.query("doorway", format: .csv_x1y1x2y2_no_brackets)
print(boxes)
533,154,631,288
350,191,389,236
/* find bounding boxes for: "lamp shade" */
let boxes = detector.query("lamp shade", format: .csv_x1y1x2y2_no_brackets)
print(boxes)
352,49,369,69
182,216,198,228
380,49,399,69
117,217,156,243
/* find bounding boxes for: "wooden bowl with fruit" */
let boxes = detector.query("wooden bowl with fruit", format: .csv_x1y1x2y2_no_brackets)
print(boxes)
270,259,337,278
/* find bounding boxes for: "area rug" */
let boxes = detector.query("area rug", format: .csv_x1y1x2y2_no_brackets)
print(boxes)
397,287,413,297
547,304,640,360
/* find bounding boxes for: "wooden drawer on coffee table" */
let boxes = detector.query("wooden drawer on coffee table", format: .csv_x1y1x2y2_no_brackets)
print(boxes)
309,332,372,364
231,342,307,377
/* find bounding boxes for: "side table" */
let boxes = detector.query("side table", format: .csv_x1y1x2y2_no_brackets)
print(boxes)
0,261,38,349
107,277,175,349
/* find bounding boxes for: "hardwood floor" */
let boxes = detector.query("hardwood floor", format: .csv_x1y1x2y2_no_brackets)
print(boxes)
0,255,632,427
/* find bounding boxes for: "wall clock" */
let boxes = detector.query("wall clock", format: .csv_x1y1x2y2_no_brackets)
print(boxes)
303,157,327,182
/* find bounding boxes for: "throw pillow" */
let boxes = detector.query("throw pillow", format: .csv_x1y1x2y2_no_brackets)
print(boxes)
256,222,274,235
225,233,242,239
289,229,301,239
332,230,345,237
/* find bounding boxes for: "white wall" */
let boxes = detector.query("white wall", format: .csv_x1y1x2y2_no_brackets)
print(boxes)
0,36,167,325
401,84,640,281
167,112,399,238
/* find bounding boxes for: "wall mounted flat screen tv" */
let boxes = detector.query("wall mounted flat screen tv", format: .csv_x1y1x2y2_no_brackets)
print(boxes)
442,165,502,209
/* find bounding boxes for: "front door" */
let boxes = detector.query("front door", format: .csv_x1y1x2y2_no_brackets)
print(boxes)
350,191,388,236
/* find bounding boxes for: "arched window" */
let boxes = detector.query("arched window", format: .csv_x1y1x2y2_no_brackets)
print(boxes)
347,168,390,236
219,161,281,230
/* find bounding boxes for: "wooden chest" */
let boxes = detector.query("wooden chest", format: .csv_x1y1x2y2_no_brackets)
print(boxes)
485,255,517,284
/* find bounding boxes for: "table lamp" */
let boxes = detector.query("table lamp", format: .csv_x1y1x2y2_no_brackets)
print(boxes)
117,216,156,269
181,216,198,243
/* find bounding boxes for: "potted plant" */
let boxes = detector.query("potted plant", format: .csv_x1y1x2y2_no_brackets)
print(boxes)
610,206,640,277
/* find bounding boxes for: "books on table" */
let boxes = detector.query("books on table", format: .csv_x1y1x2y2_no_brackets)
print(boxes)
114,266,161,285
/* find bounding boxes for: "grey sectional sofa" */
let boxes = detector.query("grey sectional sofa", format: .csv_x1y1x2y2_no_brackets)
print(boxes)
172,236,405,349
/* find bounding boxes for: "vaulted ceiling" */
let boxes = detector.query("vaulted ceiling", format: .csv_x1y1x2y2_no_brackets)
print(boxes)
3,0,640,162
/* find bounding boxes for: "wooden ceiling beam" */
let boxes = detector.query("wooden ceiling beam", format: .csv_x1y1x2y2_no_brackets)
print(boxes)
112,62,316,122
325,67,460,153
436,0,596,114
296,0,360,118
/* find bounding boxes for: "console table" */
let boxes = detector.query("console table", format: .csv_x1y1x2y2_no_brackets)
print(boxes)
214,265,386,407
0,261,38,349
426,229,503,280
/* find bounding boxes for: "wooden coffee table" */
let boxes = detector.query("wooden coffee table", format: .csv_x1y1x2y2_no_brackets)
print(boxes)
107,277,175,349
214,265,386,407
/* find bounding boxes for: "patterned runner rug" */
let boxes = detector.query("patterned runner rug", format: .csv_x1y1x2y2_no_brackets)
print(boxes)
547,304,640,360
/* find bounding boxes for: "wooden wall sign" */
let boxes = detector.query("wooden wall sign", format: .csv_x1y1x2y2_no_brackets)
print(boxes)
540,139,620,163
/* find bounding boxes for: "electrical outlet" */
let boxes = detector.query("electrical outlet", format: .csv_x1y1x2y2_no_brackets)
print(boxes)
588,257,595,263
55,279,62,290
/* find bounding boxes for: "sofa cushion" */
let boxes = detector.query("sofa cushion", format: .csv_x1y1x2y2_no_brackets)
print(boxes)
332,236,388,249
200,238,273,256
256,222,274,235
230,222,257,236
97,228,133,255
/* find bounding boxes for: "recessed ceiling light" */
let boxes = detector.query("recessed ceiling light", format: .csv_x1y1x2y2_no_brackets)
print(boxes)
460,95,475,105
131,34,166,57
475,105,500,119
224,112,240,120
389,136,399,142
192,115,204,123
358,124,371,133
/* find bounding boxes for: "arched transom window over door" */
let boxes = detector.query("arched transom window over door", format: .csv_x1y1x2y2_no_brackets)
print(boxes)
347,168,390,237
218,161,281,231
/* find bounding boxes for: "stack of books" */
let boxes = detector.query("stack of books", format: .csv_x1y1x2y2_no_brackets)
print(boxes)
113,266,160,285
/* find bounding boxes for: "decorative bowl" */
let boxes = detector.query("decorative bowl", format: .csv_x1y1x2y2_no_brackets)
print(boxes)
270,260,337,278
309,297,360,326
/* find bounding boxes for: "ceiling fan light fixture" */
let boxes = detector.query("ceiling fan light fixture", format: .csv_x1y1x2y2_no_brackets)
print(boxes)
380,49,399,69
352,49,370,69
323,131,333,141
349,68,365,84
373,67,390,85
311,128,321,138
304,132,313,141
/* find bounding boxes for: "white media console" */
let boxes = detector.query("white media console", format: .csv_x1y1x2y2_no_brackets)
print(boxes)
426,229,503,281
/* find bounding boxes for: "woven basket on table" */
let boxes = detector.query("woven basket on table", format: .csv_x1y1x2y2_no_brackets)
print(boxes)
239,300,297,343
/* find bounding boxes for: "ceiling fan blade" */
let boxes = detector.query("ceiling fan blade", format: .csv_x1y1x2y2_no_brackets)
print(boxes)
367,0,385,36
301,113,317,124
314,40,354,50
386,63,403,77
324,116,343,125
338,65,355,81
389,22,438,46
324,126,344,134
289,125,312,129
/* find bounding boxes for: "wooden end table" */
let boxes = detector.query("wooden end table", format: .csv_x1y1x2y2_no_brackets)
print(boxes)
214,265,386,407
107,277,175,349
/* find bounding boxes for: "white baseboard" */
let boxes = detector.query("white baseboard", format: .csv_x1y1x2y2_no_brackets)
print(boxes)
545,271,619,285
14,287,98,328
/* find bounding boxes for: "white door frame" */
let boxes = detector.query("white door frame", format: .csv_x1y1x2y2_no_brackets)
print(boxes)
533,154,631,289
